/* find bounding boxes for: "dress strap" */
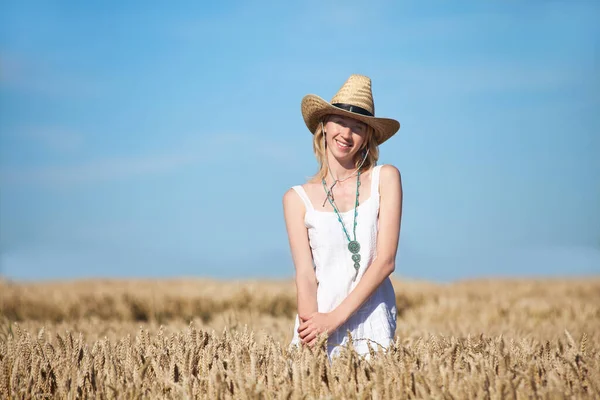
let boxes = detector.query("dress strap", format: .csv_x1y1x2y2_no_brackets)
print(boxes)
292,185,314,211
370,165,383,198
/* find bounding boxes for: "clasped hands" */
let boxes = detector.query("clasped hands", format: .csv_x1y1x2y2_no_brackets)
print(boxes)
297,310,343,348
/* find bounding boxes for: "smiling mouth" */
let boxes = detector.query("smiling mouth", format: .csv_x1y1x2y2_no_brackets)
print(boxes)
335,139,352,149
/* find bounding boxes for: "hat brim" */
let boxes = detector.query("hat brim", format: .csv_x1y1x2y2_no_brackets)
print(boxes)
301,94,400,145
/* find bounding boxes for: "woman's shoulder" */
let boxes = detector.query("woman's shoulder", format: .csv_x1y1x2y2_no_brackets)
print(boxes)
282,186,300,203
378,164,401,181
376,164,402,199
282,181,317,205
295,179,321,194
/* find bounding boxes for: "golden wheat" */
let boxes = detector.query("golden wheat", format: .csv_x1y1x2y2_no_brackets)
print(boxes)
1,277,599,398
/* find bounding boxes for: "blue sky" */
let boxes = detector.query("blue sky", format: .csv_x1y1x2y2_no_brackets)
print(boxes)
1,1,599,281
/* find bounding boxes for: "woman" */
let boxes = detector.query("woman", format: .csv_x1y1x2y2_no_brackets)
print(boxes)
283,74,403,359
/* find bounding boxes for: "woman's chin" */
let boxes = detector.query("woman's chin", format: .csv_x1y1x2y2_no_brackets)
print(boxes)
330,149,358,162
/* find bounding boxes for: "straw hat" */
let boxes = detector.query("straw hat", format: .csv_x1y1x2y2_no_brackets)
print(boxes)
301,74,400,145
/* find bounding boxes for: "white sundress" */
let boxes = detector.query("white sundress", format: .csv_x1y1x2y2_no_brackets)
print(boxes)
289,165,397,359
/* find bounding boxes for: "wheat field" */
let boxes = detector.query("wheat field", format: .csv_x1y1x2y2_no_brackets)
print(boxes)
1,277,599,399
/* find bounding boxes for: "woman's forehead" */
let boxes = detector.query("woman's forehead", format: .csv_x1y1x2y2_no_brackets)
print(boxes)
327,114,366,127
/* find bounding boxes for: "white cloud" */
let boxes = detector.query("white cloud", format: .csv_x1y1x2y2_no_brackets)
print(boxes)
18,127,85,153
208,133,302,165
0,52,106,98
0,132,299,187
0,151,199,186
377,63,584,99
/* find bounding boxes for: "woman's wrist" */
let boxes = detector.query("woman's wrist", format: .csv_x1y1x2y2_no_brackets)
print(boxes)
331,306,348,329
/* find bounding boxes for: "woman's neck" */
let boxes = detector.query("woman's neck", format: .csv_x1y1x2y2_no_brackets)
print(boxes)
326,151,358,182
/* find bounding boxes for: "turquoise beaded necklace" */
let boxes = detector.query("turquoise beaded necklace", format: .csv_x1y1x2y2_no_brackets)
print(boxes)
322,170,362,281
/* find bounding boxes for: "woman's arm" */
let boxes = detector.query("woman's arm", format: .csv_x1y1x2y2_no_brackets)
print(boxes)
332,164,402,323
283,188,318,320
298,165,402,346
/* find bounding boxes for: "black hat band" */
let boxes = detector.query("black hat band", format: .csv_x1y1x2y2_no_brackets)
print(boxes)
332,103,374,117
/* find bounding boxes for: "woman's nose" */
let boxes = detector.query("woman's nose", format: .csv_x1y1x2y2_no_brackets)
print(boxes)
340,126,352,137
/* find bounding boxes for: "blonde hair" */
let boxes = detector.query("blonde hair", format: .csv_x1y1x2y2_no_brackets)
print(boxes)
310,115,379,182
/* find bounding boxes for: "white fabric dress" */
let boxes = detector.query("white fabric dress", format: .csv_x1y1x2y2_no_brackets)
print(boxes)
289,165,397,359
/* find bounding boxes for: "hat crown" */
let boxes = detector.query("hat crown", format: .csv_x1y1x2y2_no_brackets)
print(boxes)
330,74,375,116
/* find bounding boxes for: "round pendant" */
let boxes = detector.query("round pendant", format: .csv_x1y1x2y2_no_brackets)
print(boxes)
348,241,361,254
352,254,361,262
354,262,360,270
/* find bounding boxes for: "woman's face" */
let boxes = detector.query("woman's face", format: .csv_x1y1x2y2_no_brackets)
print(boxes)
324,114,368,161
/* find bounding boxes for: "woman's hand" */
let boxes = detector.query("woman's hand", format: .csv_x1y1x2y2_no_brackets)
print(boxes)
298,310,343,347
